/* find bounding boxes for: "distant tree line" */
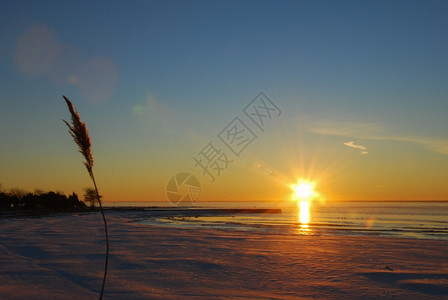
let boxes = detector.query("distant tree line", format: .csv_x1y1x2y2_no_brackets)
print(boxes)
0,186,87,211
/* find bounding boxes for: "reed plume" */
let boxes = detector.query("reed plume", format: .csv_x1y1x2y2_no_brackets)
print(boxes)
62,95,109,300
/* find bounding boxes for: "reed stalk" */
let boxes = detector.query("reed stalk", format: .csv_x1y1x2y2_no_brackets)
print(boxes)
62,95,109,300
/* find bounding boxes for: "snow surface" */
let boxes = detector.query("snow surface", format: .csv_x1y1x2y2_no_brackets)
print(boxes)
0,212,447,299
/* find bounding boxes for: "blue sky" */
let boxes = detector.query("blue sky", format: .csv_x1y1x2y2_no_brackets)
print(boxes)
1,0,447,202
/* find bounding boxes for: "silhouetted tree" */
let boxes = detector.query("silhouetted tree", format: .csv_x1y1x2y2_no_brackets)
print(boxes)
22,193,39,209
9,188,27,202
0,188,86,211
33,188,46,195
8,188,28,208
69,192,86,209
83,187,103,208
0,192,12,209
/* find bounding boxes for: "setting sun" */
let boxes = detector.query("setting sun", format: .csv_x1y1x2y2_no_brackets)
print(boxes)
291,180,316,201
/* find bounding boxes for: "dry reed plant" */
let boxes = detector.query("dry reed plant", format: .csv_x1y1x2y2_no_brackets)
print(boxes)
62,95,109,300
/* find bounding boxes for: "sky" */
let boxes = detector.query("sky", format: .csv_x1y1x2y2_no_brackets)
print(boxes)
1,0,447,203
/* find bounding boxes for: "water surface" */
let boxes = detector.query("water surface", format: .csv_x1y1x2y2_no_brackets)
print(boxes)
109,201,448,241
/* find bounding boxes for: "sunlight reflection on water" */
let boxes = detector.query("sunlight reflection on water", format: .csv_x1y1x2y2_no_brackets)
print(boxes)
296,200,312,235
128,201,448,240
299,200,310,224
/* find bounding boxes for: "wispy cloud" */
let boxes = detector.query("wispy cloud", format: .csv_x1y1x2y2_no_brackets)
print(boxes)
309,121,383,138
308,120,448,155
385,136,448,155
343,141,368,154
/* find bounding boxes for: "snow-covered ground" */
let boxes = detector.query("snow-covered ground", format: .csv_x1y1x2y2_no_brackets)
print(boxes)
1,212,447,299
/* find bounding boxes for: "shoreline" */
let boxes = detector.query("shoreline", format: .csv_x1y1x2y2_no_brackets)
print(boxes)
0,207,282,219
106,207,283,215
